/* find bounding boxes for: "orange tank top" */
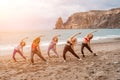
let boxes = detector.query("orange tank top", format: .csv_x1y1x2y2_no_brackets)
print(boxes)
32,43,38,50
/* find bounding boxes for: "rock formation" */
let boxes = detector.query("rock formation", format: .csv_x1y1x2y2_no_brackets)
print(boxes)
55,8,120,29
55,17,64,29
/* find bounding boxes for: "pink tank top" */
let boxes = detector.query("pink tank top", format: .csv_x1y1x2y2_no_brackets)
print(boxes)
83,37,90,43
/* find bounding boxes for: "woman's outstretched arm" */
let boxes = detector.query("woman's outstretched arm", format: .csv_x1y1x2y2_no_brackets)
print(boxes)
69,32,81,40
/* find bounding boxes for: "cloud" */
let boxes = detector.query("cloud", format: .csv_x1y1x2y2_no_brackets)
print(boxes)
0,0,120,31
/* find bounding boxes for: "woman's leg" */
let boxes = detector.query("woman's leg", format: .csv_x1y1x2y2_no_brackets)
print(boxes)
85,44,97,56
85,44,93,53
81,43,85,57
37,51,47,62
31,51,35,63
12,49,17,62
47,46,51,57
63,45,68,61
68,46,80,59
52,48,59,57
18,50,26,60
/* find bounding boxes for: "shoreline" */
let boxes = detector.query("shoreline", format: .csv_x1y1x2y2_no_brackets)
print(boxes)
0,37,120,56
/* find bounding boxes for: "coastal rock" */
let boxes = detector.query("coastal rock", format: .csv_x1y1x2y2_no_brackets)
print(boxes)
55,17,64,29
55,8,120,29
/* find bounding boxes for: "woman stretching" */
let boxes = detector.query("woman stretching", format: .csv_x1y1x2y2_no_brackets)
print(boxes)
31,36,47,64
81,30,97,57
63,32,82,62
12,37,28,62
47,35,60,57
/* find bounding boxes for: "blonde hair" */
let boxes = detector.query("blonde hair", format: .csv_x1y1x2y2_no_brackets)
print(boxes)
87,33,93,39
71,37,77,44
33,37,40,44
20,41,26,46
53,37,58,42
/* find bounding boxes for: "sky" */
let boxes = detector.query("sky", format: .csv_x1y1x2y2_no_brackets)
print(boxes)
0,0,120,31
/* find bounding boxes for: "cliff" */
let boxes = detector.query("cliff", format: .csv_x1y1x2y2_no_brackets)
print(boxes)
55,8,120,29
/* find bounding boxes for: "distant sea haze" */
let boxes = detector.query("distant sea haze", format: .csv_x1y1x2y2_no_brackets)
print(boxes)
0,29,120,55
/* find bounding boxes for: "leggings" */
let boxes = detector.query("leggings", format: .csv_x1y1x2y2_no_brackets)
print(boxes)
81,43,93,56
31,50,46,63
63,45,80,60
47,47,59,57
12,49,26,62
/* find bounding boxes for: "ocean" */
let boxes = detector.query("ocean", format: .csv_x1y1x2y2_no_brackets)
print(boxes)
0,29,120,56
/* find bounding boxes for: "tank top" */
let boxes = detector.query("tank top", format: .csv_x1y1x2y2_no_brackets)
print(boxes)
83,37,90,43
32,43,38,51
15,45,22,51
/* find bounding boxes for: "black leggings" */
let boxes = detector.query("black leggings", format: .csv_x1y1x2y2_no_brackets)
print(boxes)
81,43,93,56
63,45,80,60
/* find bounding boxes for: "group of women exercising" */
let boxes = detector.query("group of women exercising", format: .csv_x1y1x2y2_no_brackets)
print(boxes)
12,30,97,64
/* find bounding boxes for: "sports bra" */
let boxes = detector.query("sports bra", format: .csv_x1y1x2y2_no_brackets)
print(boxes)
84,37,90,43
67,40,73,46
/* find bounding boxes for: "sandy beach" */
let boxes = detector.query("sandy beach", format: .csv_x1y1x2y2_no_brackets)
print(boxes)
0,38,120,80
